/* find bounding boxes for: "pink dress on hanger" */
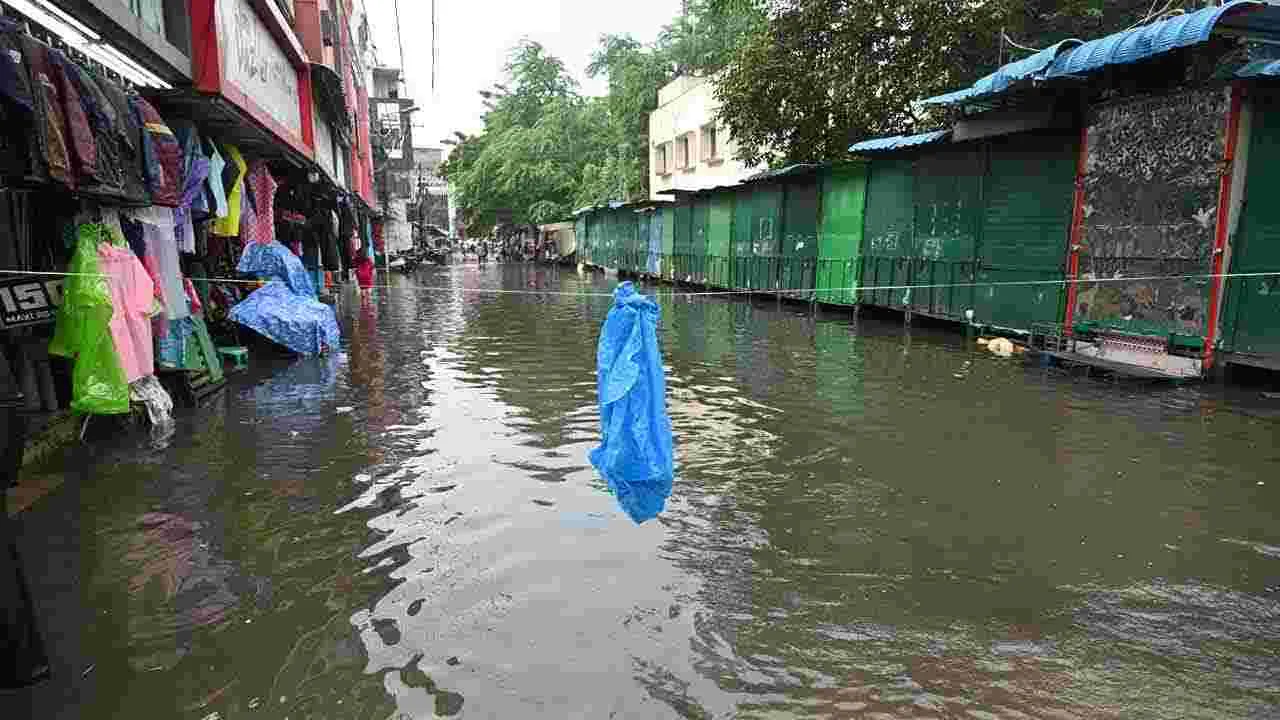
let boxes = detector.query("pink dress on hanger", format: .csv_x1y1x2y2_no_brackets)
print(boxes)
248,162,278,245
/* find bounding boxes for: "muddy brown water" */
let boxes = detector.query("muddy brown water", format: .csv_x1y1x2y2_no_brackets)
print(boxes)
8,262,1280,719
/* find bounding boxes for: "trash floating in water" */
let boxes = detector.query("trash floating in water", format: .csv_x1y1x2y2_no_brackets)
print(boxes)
986,337,1015,357
589,282,674,524
336,406,354,414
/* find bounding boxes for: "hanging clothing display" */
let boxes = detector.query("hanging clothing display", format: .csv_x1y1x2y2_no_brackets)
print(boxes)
337,201,354,271
76,68,124,197
131,95,181,207
20,36,70,186
246,161,277,245
48,224,129,415
97,244,155,384
95,73,148,204
46,49,96,185
0,19,37,186
131,207,188,321
174,123,209,221
205,142,228,219
212,144,246,236
174,151,210,253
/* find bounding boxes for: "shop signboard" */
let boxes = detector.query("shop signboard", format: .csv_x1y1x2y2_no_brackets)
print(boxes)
193,0,310,157
0,276,62,329
216,0,302,136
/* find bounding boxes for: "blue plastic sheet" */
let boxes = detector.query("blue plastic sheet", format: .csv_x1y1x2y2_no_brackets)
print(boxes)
589,282,674,524
230,280,340,356
238,241,315,295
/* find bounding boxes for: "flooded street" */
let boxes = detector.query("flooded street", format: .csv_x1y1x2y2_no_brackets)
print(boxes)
8,262,1280,719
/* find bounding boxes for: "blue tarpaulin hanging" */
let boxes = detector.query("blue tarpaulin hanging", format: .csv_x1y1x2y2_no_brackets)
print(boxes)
589,282,674,524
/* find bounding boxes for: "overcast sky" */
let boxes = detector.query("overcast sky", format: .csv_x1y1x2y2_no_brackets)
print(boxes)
362,0,682,152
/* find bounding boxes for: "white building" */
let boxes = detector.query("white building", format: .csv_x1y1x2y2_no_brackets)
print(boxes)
648,74,765,201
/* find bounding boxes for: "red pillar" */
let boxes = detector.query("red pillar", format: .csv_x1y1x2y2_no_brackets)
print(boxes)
1203,83,1245,371
1063,124,1089,336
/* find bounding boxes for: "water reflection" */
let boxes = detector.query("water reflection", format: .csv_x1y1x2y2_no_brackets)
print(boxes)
10,262,1279,719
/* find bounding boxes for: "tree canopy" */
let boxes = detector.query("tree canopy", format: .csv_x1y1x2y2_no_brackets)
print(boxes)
440,3,761,237
715,0,1157,166
441,1,1161,237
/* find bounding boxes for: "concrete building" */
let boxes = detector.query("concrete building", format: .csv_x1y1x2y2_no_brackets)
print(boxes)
369,66,417,253
648,73,765,201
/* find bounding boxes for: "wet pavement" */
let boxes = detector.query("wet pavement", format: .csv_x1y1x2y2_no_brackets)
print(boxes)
4,261,1280,719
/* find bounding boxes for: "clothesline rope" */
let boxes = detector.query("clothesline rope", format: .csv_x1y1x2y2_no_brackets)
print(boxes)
3,268,1279,298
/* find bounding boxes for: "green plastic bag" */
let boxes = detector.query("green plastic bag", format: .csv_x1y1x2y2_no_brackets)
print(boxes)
48,225,130,415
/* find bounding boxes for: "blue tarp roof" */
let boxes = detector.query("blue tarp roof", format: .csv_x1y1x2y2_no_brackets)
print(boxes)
848,129,951,154
1046,1,1276,78
922,40,1082,106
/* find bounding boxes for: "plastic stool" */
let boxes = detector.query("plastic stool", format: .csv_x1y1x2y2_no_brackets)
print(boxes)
217,346,249,370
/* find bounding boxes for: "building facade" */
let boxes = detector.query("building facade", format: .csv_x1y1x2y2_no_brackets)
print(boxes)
648,73,764,201
369,66,417,253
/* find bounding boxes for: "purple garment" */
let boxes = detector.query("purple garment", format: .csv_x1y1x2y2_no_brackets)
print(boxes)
174,154,210,252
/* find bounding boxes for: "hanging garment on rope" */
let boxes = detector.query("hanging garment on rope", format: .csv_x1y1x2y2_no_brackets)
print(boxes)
589,282,674,524
47,224,129,415
130,207,189,321
97,243,156,384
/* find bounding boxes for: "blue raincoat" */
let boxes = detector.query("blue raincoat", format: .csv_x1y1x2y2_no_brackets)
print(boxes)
589,282,674,523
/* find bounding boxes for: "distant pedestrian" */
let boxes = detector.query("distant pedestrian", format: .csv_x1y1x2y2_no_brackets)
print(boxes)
355,255,375,295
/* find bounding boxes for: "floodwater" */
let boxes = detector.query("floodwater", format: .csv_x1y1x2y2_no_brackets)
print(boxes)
9,261,1280,719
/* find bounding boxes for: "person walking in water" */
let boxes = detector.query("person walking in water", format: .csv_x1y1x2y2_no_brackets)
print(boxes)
355,253,375,296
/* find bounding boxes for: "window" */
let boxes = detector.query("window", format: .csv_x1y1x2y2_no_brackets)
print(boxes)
655,143,669,175
675,134,690,170
701,123,719,162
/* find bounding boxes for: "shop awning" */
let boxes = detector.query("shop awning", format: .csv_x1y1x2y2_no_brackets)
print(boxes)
922,40,1082,106
848,129,951,154
1046,0,1280,79
745,163,824,182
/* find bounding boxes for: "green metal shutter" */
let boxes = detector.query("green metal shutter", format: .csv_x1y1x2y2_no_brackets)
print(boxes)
817,163,867,305
691,196,710,284
648,207,662,275
673,202,692,280
911,145,983,319
636,211,650,276
978,130,1078,333
861,156,915,308
751,183,784,291
781,175,821,297
707,192,734,288
732,187,754,289
1222,93,1280,358
574,216,586,263
661,204,675,279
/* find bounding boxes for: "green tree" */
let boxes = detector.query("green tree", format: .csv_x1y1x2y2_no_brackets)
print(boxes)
714,0,1158,167
440,41,606,235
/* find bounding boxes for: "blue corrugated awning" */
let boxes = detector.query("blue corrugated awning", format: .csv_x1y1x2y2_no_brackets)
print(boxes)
848,129,951,153
923,40,1083,106
1235,57,1280,78
1047,1,1279,79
